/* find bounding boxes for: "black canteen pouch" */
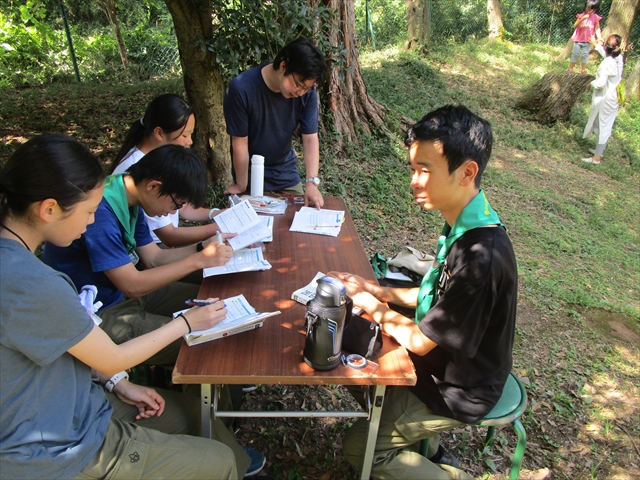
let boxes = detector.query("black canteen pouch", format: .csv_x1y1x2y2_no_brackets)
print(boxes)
341,297,383,359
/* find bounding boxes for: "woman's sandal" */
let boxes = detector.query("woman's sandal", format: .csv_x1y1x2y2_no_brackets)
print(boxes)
582,157,601,165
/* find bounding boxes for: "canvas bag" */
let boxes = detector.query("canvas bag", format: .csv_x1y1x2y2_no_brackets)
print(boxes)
387,246,435,277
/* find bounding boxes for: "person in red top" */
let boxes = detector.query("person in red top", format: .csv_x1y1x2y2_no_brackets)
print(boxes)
568,0,603,74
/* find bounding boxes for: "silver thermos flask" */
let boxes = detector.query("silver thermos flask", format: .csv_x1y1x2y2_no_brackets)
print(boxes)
303,276,349,370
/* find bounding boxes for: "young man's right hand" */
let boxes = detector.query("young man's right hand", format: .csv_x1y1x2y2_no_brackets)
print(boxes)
199,240,234,267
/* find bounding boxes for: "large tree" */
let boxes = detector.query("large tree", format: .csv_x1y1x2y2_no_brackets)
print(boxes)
405,0,430,49
627,60,640,100
487,0,504,41
315,0,388,147
601,0,639,48
163,0,232,185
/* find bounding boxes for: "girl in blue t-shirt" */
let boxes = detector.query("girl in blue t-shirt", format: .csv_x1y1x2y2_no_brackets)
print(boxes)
0,135,255,479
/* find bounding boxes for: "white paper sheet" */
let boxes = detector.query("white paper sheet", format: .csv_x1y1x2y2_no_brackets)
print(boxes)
214,199,271,250
203,247,272,277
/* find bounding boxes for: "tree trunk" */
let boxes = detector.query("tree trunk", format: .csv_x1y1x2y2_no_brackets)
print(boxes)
95,0,128,70
487,0,504,41
627,60,640,100
601,0,639,49
163,0,231,185
515,72,594,124
556,39,574,62
315,0,388,147
406,0,430,49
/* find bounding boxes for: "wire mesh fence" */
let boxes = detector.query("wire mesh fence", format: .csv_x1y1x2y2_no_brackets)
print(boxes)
128,44,181,81
359,0,640,54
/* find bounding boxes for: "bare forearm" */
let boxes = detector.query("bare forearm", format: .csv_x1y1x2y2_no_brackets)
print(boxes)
154,223,220,248
180,205,215,223
70,320,188,376
370,304,436,356
231,137,250,191
118,254,201,298
371,284,419,308
302,134,320,177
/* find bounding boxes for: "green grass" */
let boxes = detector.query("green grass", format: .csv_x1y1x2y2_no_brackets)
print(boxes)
349,41,640,319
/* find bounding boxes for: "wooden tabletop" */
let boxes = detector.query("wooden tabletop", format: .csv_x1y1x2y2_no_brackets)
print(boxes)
172,197,416,387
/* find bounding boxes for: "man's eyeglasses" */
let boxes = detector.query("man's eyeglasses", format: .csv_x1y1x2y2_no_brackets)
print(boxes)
292,75,316,94
168,192,186,210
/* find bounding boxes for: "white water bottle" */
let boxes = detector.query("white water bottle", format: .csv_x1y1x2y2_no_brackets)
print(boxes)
250,155,265,197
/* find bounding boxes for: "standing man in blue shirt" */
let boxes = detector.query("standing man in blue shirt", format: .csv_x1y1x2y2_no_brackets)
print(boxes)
223,37,328,208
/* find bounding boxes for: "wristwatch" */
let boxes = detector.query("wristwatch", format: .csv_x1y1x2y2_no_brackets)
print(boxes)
105,371,129,392
305,176,321,187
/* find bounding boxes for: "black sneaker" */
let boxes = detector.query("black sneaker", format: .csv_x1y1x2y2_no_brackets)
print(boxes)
242,384,258,393
242,446,266,477
429,445,460,469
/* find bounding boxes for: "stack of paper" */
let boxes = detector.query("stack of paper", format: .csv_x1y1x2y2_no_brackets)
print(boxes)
176,294,281,346
214,200,272,250
291,271,325,305
241,195,287,215
203,247,272,277
290,207,345,237
260,216,274,242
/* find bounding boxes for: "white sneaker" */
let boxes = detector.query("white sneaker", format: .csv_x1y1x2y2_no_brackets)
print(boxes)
582,157,601,164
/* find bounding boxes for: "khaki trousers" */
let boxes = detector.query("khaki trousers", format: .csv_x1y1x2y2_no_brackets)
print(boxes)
343,386,473,480
99,282,200,366
72,389,250,479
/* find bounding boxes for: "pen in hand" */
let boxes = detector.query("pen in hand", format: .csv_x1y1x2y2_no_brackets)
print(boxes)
185,299,221,307
216,231,224,245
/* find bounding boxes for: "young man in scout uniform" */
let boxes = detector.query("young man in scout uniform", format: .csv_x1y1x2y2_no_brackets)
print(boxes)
332,105,518,479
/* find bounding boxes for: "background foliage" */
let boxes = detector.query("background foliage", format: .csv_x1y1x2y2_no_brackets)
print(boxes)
357,0,640,48
3,0,639,88
206,0,338,82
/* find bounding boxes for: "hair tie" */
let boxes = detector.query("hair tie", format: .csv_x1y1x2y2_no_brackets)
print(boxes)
140,117,145,126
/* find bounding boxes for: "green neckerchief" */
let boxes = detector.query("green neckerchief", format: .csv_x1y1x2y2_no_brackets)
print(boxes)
102,174,139,264
415,190,503,323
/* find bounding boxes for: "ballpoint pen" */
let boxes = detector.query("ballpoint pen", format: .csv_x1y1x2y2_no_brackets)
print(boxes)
185,299,221,307
217,231,224,245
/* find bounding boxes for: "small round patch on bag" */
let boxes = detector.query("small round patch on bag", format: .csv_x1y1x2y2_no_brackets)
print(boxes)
346,354,367,369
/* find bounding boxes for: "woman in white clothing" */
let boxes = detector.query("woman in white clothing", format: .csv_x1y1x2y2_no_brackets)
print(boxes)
110,94,223,247
582,34,623,165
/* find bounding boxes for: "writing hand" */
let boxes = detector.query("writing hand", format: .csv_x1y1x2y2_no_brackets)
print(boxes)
184,297,227,331
200,241,233,267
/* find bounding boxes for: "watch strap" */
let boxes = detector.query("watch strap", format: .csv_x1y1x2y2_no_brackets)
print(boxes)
305,176,320,186
105,371,129,392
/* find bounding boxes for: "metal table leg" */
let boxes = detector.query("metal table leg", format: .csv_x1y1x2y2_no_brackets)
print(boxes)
201,384,212,438
361,385,385,480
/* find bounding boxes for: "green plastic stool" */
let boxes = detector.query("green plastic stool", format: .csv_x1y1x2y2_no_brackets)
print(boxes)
420,372,528,480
